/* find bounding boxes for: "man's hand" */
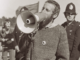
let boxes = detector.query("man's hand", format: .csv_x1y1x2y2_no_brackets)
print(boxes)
1,38,7,42
78,57,80,60
16,6,23,16
1,38,5,42
15,45,20,52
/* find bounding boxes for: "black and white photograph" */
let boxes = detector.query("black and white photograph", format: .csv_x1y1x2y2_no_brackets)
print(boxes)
0,0,80,60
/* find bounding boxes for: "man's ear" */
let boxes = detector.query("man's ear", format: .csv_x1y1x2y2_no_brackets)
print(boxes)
52,13,58,18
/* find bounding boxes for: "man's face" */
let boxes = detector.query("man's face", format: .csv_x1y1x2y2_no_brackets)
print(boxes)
5,22,11,29
2,28,6,33
41,2,55,19
65,13,76,22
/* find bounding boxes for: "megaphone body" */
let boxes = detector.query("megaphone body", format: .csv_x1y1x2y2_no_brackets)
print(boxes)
17,10,51,34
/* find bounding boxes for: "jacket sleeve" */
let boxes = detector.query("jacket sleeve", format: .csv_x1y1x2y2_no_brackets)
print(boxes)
56,27,69,60
11,33,18,47
26,35,34,60
0,34,2,42
12,26,18,47
0,31,3,42
0,32,4,42
70,25,80,60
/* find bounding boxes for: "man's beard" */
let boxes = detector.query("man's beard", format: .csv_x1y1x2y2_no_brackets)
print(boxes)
39,15,53,29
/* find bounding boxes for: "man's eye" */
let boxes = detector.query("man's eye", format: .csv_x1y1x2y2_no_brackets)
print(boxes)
42,7,44,10
46,9,49,12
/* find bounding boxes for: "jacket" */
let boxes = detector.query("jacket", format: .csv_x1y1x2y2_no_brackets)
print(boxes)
62,21,80,60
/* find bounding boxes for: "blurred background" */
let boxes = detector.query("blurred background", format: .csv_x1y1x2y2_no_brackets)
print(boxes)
0,0,80,28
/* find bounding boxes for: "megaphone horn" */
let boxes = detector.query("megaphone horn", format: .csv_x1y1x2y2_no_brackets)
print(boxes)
17,10,38,34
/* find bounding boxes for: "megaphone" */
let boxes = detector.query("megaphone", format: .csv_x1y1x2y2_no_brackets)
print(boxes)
16,10,50,34
16,6,28,16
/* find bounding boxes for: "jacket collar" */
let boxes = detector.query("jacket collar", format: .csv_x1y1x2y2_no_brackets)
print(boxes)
67,20,76,26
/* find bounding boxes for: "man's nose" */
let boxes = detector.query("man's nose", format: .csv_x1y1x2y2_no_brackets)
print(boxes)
69,14,71,17
42,9,46,13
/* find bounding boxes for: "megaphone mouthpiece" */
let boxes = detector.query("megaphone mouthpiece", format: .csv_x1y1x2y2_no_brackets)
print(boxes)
26,16,35,24
26,19,31,24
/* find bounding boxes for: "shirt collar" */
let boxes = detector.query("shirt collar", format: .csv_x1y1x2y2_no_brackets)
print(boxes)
46,21,58,28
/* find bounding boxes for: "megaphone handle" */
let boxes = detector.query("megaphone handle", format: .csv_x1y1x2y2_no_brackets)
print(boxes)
28,32,36,39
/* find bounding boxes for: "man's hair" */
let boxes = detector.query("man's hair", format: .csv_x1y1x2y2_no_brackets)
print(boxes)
3,19,11,28
46,0,60,16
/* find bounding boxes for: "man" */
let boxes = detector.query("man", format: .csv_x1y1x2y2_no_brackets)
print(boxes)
26,0,69,60
0,19,18,60
13,25,32,60
14,7,32,60
62,3,80,60
15,2,39,60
